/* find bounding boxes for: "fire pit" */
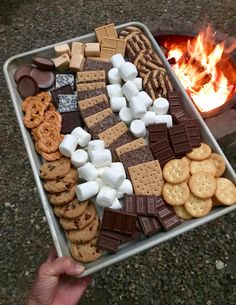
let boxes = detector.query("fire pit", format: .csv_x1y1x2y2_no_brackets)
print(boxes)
153,26,236,119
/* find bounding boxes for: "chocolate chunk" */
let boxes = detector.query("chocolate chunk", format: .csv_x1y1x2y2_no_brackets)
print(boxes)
30,68,55,89
80,101,109,119
180,119,201,148
167,91,183,113
171,108,189,123
148,123,168,144
123,194,136,214
17,75,39,99
51,85,74,108
89,114,121,139
156,205,174,220
101,208,137,236
120,145,154,174
138,216,162,236
168,125,192,157
32,56,55,71
161,214,182,231
61,111,83,134
83,59,112,73
14,65,34,83
150,138,175,167
97,234,120,253
123,194,159,217
77,87,108,100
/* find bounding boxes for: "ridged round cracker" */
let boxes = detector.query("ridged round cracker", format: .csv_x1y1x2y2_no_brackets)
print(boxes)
189,172,216,199
184,193,212,217
54,198,89,219
190,160,217,176
66,216,100,243
186,143,211,160
215,178,236,205
173,205,193,220
162,182,190,206
207,153,226,177
70,235,102,263
60,201,96,230
163,159,190,184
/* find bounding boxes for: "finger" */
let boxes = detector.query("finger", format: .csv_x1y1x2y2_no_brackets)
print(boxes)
44,256,85,276
46,247,58,262
67,276,92,299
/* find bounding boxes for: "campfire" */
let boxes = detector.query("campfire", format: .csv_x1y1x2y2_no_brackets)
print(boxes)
156,26,236,117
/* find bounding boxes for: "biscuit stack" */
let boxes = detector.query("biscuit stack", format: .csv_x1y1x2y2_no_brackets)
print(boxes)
39,157,102,263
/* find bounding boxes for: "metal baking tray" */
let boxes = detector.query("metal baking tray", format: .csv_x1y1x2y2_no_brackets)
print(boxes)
4,22,236,277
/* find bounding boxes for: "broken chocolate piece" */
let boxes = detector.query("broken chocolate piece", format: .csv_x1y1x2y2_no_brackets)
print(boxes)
138,216,162,236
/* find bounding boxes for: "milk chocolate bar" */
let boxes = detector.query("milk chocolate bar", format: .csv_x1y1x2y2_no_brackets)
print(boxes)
61,111,83,134
150,138,175,167
83,59,112,74
80,101,109,119
97,234,120,253
108,131,135,161
180,118,201,148
123,194,159,217
138,216,162,236
148,123,168,144
77,87,108,100
89,113,121,139
168,124,192,157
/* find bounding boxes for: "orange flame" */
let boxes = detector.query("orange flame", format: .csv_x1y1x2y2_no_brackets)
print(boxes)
167,26,236,112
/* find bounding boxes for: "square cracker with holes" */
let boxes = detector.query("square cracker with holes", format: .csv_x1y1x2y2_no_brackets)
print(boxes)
98,122,128,147
84,108,113,128
115,138,145,160
128,160,164,196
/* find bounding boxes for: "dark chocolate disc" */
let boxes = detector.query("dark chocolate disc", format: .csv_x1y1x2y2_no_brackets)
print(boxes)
30,67,55,89
14,65,34,83
32,56,55,71
17,76,39,99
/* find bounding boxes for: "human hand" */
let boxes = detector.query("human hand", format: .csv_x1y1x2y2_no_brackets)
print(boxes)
27,248,91,305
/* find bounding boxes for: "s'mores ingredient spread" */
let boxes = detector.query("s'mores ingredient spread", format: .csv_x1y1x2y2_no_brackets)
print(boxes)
14,23,236,264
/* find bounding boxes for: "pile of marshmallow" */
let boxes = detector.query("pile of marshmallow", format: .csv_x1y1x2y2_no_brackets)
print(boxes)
106,53,173,138
59,127,133,209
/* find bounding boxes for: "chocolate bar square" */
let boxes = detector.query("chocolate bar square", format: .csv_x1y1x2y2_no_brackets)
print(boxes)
83,59,112,74
150,138,175,167
77,87,108,100
168,124,192,157
61,111,83,134
148,123,168,144
138,216,162,236
51,84,74,108
89,113,121,139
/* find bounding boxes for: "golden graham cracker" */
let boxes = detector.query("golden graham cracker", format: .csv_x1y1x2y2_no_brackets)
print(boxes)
115,138,145,160
84,108,113,128
76,81,106,92
98,122,128,147
128,160,164,196
78,94,108,111
95,23,118,43
76,70,106,83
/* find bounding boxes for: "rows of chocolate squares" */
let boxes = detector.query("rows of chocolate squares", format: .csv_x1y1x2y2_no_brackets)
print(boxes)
97,194,182,253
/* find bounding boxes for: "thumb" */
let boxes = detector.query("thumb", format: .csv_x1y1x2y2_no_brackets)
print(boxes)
45,256,85,277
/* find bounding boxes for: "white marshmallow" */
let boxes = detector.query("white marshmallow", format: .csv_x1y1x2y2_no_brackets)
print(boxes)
132,78,142,91
78,162,97,181
101,167,124,188
90,149,112,167
87,140,105,156
153,97,169,115
97,166,109,177
119,107,133,125
138,91,153,108
129,96,147,119
76,181,99,201
108,68,122,84
110,97,127,112
119,62,138,82
106,84,123,98
130,119,147,138
110,162,126,179
122,81,139,102
95,177,106,190
141,111,156,126
71,127,91,147
155,114,173,127
59,134,78,157
116,179,133,199
96,186,117,208
71,149,88,168
111,53,125,68
110,197,122,210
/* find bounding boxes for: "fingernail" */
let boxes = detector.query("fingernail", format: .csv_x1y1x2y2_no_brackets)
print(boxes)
75,264,85,273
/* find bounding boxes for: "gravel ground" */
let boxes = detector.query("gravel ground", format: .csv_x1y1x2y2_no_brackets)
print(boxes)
0,0,236,304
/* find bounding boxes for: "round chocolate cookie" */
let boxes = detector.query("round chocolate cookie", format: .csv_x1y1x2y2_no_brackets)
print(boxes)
48,184,77,206
14,65,34,82
54,198,89,219
17,75,39,99
32,56,55,71
30,67,55,89
39,157,71,180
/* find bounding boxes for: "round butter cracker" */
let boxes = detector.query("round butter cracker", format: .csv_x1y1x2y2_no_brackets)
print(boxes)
207,153,226,177
163,159,189,184
186,143,211,161
184,193,212,217
215,177,236,206
162,182,190,206
190,160,217,176
189,172,216,199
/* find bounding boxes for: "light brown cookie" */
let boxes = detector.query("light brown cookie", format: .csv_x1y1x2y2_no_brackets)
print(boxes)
59,201,96,230
39,157,71,180
48,184,77,206
186,143,211,161
207,153,226,177
163,159,190,184
162,182,190,206
188,172,216,199
173,205,193,220
66,216,100,243
70,236,102,263
190,160,217,176
54,198,89,219
215,178,236,205
184,193,212,217
43,168,78,193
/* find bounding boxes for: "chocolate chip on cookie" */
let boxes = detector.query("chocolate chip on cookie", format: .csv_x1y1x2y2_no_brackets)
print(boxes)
39,157,71,180
54,198,89,219
48,184,77,206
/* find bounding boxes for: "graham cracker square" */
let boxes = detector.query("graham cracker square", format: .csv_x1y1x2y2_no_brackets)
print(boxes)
84,108,113,128
98,121,128,146
115,138,145,160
